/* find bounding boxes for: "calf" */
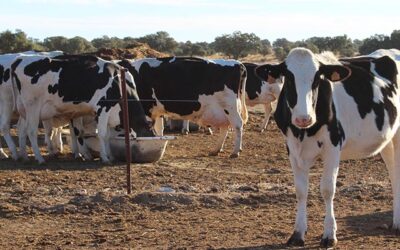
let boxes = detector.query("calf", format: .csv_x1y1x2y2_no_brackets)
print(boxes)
12,54,153,163
255,48,400,247
118,57,248,157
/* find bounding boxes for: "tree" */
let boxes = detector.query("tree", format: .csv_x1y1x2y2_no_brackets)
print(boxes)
91,35,125,49
136,31,178,53
213,31,261,59
272,38,294,60
390,30,400,49
176,41,207,56
43,36,69,51
258,39,272,55
0,29,35,53
359,34,391,55
65,36,95,54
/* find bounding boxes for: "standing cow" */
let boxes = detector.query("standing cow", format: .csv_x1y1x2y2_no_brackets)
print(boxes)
12,54,153,164
255,48,400,247
118,57,248,157
243,62,282,132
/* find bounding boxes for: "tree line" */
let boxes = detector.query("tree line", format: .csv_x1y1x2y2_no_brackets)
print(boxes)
0,29,399,59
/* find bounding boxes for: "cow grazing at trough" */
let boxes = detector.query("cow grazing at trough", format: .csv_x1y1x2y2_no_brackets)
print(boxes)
243,62,282,132
118,57,248,158
12,54,153,164
255,48,400,247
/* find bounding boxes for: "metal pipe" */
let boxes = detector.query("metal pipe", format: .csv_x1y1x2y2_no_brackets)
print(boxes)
120,69,132,194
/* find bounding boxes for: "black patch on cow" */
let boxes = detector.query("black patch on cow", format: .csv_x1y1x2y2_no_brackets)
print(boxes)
224,109,229,115
286,144,290,155
78,137,84,145
317,141,323,148
284,71,297,109
341,61,397,130
244,63,263,100
11,59,23,92
73,127,79,136
0,64,4,84
3,68,10,82
119,57,243,118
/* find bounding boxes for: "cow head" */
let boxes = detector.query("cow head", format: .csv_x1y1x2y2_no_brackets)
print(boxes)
255,48,351,129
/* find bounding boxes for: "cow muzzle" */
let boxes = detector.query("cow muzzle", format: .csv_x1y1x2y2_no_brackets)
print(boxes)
294,115,313,128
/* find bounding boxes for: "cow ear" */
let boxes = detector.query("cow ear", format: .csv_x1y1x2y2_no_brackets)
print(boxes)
320,64,352,82
255,62,286,84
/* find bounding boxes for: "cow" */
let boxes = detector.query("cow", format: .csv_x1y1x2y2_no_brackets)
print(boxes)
243,62,282,132
118,57,248,158
176,61,282,135
255,48,400,247
0,51,64,160
11,54,153,164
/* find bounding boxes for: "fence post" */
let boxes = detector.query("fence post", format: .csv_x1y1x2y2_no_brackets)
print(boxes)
120,68,132,194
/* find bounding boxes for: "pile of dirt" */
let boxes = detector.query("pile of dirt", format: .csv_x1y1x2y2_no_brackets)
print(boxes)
90,42,168,60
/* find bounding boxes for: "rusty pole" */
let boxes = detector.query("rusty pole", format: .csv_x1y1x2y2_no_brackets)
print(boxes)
120,69,132,194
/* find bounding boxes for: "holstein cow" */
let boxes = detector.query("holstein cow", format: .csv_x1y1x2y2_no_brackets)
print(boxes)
243,62,282,132
0,51,64,160
12,54,153,164
255,48,400,247
118,57,248,157
178,61,282,134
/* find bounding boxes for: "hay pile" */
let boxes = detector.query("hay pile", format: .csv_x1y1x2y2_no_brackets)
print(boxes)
91,42,168,60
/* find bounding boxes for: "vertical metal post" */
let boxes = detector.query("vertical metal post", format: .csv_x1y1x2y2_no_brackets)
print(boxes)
120,69,132,194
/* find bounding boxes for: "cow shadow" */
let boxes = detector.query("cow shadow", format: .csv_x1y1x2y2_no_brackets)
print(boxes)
341,210,397,239
214,243,320,250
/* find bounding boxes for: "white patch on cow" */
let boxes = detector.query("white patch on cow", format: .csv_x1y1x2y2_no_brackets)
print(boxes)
132,58,163,73
209,59,239,67
169,57,176,63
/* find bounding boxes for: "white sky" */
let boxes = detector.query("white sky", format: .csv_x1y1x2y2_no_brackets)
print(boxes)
1,0,399,42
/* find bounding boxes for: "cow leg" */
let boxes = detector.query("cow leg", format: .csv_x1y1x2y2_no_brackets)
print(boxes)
319,148,340,248
97,113,112,163
225,108,244,158
153,117,164,136
182,120,189,135
69,121,81,159
17,117,29,161
209,127,228,156
260,103,273,133
287,155,310,246
42,120,58,157
0,113,18,160
71,118,92,160
25,111,45,164
52,127,64,154
390,129,400,232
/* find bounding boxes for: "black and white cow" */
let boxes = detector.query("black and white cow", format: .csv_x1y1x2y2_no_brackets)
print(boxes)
255,48,400,247
12,54,153,164
118,57,248,157
0,51,64,160
243,62,282,132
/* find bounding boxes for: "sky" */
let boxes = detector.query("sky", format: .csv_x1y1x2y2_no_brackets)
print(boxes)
0,0,399,43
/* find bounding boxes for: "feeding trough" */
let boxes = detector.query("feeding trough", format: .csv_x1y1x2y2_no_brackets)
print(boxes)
109,136,175,163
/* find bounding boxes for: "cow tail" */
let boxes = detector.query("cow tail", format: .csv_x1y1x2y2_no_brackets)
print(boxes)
239,63,248,124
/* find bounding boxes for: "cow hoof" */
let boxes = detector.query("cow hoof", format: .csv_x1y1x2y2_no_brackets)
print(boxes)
259,128,265,133
287,231,305,246
390,223,400,235
206,129,213,135
181,129,189,135
320,237,337,248
229,152,239,158
0,151,9,159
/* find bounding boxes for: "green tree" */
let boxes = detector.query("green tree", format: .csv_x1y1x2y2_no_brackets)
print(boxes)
91,35,124,49
359,34,391,55
136,31,178,53
272,38,294,60
213,31,261,59
0,29,35,53
258,39,272,55
176,41,207,56
43,36,69,51
65,36,95,54
390,30,400,49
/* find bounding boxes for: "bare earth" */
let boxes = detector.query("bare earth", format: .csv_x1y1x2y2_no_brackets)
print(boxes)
0,110,399,249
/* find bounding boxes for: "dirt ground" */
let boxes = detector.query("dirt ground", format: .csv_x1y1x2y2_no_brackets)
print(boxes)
0,110,399,249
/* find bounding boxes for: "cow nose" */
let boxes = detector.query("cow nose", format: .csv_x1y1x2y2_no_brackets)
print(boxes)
294,116,312,128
